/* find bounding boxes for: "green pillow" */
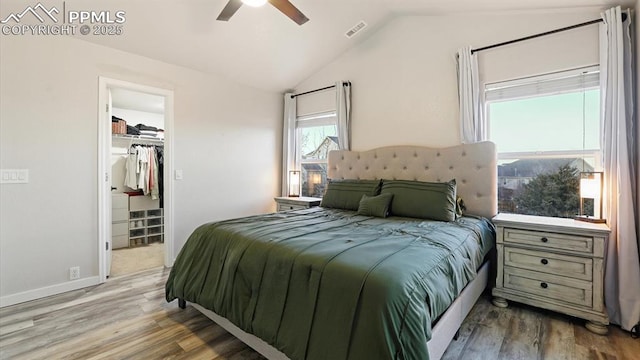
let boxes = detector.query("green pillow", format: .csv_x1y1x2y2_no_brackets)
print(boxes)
320,179,382,210
356,193,394,218
381,179,457,221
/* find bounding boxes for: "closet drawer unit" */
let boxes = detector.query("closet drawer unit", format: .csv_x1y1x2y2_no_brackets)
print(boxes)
127,204,163,247
504,247,593,281
147,209,163,218
112,222,128,237
130,210,146,219
148,226,163,235
503,228,593,255
112,194,129,209
148,234,164,243
129,228,145,239
130,219,145,229
111,193,130,250
113,208,129,222
130,196,160,211
113,235,128,249
503,266,593,308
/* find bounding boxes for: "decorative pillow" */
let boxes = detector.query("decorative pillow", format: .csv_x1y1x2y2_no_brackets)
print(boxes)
356,193,394,218
320,179,383,211
381,179,457,221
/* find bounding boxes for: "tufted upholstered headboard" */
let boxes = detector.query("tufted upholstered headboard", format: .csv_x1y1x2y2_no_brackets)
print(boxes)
327,141,497,219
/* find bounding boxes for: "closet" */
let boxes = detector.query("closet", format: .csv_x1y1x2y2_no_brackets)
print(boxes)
109,88,166,277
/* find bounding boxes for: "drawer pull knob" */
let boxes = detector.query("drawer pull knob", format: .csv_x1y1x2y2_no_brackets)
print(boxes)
541,237,548,243
541,259,548,265
540,282,548,289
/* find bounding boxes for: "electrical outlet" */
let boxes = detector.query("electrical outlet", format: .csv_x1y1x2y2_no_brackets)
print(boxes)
69,266,80,280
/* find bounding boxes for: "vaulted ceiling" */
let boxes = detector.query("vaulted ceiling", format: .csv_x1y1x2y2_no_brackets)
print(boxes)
3,0,634,91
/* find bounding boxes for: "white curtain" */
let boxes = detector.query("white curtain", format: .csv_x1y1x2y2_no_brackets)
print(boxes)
456,46,486,143
336,81,351,150
282,93,297,196
600,6,640,331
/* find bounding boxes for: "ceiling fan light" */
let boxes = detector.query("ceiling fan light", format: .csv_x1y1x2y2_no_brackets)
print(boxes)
241,0,268,7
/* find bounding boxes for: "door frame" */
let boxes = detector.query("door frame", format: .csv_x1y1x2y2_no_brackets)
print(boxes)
97,77,175,282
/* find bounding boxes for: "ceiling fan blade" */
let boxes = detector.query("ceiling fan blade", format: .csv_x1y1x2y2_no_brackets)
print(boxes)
268,0,309,25
217,0,243,21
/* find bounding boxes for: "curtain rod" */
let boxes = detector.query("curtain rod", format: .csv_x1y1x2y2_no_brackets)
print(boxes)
471,12,627,54
290,81,351,98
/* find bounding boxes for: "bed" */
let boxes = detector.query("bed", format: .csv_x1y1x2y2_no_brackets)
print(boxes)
166,141,497,360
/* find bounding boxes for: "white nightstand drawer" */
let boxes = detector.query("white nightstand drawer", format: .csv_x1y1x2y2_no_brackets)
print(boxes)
504,266,593,307
493,213,609,333
504,247,593,281
277,204,308,212
504,228,593,254
274,197,321,213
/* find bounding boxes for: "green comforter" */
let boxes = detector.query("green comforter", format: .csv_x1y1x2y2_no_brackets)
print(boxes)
166,208,495,360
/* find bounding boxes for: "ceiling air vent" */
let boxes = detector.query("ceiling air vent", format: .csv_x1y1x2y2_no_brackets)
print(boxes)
345,20,367,39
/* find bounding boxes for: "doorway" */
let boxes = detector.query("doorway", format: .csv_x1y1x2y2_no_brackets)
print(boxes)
98,78,174,282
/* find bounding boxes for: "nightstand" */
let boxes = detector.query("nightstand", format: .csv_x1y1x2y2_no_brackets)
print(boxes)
492,213,610,335
274,196,321,212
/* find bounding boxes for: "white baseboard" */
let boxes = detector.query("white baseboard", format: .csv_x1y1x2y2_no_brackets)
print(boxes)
0,276,101,308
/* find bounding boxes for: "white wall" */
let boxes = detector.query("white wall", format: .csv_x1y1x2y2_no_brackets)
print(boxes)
295,11,602,150
0,35,282,302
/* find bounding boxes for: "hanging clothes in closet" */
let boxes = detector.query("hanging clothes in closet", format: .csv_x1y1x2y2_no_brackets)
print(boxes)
155,146,164,207
124,144,163,202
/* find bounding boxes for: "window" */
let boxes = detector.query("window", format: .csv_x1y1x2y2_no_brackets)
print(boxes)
486,67,600,218
283,83,349,198
297,112,337,197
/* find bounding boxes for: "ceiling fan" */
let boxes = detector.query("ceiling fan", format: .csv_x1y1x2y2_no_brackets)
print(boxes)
217,0,309,25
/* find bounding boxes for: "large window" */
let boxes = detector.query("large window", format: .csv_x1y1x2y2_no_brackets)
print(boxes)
297,112,337,197
486,67,600,218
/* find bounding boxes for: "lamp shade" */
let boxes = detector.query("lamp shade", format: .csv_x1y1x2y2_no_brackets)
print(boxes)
288,170,300,197
577,172,604,223
580,176,600,199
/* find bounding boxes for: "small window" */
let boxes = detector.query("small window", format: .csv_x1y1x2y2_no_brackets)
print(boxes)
486,67,600,218
297,112,337,197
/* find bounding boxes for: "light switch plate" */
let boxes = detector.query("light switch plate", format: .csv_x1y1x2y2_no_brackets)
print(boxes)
0,169,29,184
175,169,183,180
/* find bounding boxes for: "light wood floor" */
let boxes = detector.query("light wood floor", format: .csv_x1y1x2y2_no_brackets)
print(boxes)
110,242,164,277
1,267,638,360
